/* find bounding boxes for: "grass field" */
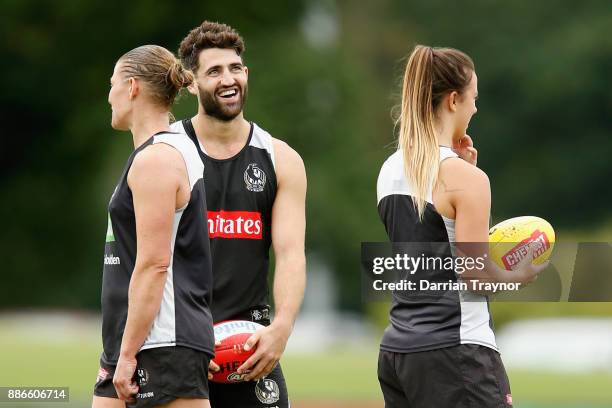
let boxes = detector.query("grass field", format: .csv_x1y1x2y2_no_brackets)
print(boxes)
1,316,611,408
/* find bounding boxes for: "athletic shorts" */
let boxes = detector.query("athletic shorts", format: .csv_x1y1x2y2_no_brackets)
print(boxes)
94,346,211,408
378,344,512,408
209,305,289,408
210,363,288,408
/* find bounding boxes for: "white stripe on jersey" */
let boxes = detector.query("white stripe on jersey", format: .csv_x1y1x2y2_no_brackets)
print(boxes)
251,123,276,170
154,132,204,190
141,209,182,349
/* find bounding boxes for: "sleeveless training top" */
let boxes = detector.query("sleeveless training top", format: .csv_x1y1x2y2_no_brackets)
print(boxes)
101,131,214,364
376,146,498,353
170,119,277,323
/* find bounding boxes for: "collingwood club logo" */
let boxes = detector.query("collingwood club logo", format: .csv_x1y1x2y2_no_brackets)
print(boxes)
255,378,280,404
250,308,269,322
136,368,149,387
244,163,266,192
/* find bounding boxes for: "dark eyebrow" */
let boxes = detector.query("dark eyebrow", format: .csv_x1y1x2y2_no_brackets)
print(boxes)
206,65,221,73
205,62,243,74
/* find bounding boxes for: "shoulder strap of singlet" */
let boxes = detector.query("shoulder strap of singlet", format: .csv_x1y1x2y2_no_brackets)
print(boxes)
152,132,204,189
178,119,200,151
439,146,459,162
426,146,460,202
250,123,276,170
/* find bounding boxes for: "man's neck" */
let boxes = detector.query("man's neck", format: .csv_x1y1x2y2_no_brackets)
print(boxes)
192,112,250,144
191,112,251,159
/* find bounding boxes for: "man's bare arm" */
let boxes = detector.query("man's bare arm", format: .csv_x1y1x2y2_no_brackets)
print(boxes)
239,139,307,381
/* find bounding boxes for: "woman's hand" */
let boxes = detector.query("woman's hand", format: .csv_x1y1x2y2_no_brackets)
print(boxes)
113,354,138,403
452,135,478,166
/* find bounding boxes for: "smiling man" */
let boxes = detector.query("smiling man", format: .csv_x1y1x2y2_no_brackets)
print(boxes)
170,21,307,408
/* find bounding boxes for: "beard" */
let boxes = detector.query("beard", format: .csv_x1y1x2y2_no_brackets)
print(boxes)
198,83,248,122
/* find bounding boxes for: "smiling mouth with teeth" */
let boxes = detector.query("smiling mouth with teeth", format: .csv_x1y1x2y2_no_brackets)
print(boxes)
218,89,238,98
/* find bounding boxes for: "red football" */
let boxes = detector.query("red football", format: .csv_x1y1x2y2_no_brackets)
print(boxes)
211,320,264,383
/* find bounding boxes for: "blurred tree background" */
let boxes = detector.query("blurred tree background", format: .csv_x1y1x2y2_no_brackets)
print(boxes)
1,0,610,313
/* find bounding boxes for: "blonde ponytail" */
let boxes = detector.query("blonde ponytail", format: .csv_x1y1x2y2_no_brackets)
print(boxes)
397,46,439,220
397,45,475,220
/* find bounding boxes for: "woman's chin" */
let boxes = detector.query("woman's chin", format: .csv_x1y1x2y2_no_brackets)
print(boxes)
453,132,465,142
111,119,128,131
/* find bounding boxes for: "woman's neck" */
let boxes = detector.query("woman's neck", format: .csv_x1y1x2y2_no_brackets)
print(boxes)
434,117,454,148
130,108,170,149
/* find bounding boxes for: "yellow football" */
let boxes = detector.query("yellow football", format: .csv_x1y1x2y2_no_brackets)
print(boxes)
489,216,555,271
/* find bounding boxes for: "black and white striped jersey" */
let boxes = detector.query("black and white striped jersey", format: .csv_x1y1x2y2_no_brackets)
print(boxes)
101,132,214,365
376,146,498,353
171,119,277,323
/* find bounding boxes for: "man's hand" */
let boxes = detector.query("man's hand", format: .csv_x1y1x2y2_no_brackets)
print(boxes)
452,135,478,166
208,338,222,380
113,354,138,402
237,320,292,381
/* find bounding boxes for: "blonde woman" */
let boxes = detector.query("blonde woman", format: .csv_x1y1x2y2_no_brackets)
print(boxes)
376,46,548,407
94,45,214,408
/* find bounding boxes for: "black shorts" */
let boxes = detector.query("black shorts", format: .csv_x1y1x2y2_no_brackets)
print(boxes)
378,344,512,408
209,363,288,408
94,346,211,408
209,305,289,408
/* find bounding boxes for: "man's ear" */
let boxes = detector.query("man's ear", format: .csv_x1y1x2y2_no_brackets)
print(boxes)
187,80,198,96
128,77,139,100
244,66,249,78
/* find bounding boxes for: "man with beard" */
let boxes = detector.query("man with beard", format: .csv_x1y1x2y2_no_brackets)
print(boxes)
170,21,306,408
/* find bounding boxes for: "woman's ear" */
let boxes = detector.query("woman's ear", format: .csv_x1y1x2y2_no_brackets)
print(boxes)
128,77,139,100
448,91,458,112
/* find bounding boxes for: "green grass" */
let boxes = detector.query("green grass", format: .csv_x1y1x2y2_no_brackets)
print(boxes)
508,370,612,408
283,346,382,402
1,319,611,408
0,321,100,407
